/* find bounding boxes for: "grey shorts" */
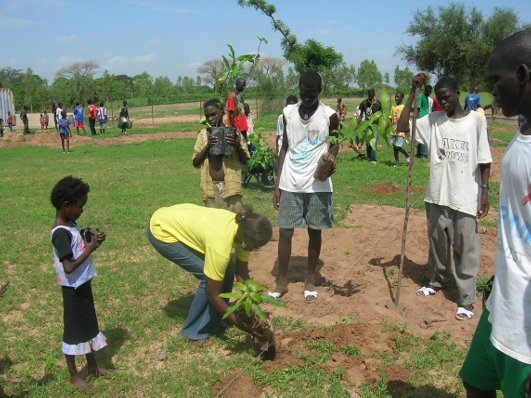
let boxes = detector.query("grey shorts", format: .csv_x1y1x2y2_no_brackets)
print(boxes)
278,191,333,229
391,136,405,147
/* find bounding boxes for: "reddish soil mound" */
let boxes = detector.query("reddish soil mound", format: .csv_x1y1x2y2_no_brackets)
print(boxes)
366,181,401,194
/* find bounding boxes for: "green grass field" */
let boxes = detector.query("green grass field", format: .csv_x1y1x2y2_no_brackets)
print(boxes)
0,102,516,397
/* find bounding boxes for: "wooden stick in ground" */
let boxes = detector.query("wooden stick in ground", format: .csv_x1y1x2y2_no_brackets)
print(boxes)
393,85,421,309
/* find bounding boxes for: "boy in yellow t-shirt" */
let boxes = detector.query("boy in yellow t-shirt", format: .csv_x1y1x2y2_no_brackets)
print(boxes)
390,92,410,167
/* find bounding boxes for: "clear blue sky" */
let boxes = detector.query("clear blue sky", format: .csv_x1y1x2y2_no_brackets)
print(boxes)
3,0,530,83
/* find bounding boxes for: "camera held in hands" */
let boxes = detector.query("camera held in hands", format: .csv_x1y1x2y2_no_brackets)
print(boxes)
80,228,101,247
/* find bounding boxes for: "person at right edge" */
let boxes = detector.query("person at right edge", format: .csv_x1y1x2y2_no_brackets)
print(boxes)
459,28,531,398
269,71,339,304
396,75,492,321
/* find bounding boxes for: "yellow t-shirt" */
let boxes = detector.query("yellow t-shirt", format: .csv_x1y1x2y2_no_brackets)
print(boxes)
149,204,250,281
390,104,405,137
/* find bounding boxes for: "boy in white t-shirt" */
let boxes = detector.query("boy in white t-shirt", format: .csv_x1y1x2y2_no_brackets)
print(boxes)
397,75,492,321
269,72,339,304
459,28,531,398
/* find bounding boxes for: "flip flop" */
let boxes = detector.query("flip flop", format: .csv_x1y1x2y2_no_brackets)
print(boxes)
455,307,474,320
267,291,282,299
303,290,318,304
268,286,288,299
416,286,437,296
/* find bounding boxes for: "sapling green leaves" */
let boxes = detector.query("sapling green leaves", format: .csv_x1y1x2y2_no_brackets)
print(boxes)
219,278,285,322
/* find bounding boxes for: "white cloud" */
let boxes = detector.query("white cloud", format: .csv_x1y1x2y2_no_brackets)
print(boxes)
108,56,129,66
57,55,81,66
0,15,34,28
136,1,196,15
5,0,66,12
134,54,155,64
187,58,204,70
57,34,79,42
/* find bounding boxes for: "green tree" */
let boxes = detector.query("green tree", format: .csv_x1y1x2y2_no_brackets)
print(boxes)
56,61,99,103
153,76,174,100
357,60,382,92
0,67,24,87
180,76,196,93
394,65,414,89
50,76,72,105
322,62,356,94
237,0,343,75
397,4,521,87
133,71,154,100
113,74,134,100
21,68,48,111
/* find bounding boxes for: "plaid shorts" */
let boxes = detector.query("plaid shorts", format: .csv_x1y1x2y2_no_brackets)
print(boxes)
278,191,333,229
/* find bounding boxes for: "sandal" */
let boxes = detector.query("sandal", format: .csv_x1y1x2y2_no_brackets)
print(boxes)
455,307,474,320
268,285,288,299
303,290,318,304
416,286,438,296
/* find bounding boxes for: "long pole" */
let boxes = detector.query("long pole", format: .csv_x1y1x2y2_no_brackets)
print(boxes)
394,85,421,307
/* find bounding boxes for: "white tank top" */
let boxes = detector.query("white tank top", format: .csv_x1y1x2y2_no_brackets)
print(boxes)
279,102,335,193
51,225,96,288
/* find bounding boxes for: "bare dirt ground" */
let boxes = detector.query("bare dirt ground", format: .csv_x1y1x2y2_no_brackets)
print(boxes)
2,123,506,396
0,130,198,148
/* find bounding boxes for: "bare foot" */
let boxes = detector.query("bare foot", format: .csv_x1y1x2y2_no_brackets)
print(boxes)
70,375,93,389
270,280,288,298
88,367,114,377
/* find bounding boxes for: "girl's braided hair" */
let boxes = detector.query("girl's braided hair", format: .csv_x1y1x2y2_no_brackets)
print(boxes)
235,205,272,249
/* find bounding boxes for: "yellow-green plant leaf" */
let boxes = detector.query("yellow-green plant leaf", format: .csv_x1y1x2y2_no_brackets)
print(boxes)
244,300,252,317
261,294,286,307
222,302,240,319
252,303,266,322
219,292,241,300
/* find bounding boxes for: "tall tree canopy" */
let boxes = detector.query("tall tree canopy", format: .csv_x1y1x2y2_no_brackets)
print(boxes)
397,3,521,88
237,0,343,75
357,60,382,92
